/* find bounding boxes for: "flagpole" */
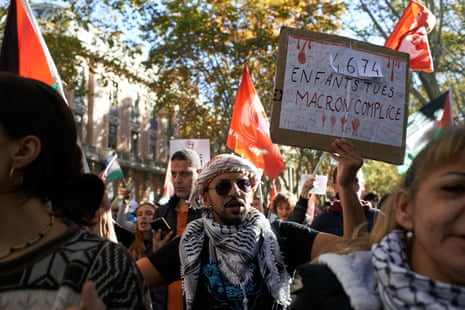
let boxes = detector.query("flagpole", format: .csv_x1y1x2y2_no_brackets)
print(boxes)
312,152,327,175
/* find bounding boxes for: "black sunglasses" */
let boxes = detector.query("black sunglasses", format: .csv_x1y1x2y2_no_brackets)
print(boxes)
208,179,253,196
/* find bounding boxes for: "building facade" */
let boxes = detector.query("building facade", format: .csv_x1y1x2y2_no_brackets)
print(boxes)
33,2,171,203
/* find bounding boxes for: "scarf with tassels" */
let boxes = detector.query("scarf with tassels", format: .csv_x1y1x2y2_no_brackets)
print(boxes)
180,208,291,310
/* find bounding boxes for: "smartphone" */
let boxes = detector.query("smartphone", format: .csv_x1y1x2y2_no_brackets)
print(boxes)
150,217,172,232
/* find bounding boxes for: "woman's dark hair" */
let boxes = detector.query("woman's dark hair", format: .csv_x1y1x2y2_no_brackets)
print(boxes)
0,72,104,224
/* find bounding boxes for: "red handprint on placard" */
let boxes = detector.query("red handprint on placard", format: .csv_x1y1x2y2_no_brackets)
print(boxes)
330,115,337,133
340,116,347,132
351,118,360,136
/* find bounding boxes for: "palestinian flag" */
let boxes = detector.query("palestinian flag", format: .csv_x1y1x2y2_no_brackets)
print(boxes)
103,155,125,184
0,0,92,172
397,90,453,174
0,0,64,94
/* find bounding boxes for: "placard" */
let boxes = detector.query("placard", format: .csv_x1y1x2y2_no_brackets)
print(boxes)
270,27,410,164
169,139,210,166
299,174,328,195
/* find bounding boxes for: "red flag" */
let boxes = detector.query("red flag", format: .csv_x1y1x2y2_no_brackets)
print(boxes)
0,0,90,172
0,0,64,93
438,90,453,129
226,65,285,179
158,159,174,205
385,0,436,72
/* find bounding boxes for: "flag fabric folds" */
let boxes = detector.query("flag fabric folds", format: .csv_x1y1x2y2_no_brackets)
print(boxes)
397,89,453,174
0,0,64,93
226,65,285,179
158,159,174,205
0,0,90,172
103,155,125,184
385,0,436,72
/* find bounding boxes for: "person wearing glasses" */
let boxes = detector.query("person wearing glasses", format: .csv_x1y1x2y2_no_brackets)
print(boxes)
137,138,366,309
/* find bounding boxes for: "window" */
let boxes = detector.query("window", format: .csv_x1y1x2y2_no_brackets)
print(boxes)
109,81,119,109
109,123,117,149
131,131,139,158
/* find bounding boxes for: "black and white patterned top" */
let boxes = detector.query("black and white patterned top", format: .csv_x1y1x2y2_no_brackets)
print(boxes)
0,224,151,309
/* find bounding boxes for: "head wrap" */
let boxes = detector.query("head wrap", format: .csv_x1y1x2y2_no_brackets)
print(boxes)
188,154,262,209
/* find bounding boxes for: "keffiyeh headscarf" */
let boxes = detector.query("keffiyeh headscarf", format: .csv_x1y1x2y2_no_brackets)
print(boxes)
188,154,262,209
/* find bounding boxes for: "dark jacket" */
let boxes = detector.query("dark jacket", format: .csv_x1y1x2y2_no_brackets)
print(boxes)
287,196,312,225
151,195,202,310
291,263,353,310
309,199,378,236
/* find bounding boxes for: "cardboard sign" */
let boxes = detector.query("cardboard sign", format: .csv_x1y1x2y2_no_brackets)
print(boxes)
270,27,410,164
299,174,328,195
169,139,211,166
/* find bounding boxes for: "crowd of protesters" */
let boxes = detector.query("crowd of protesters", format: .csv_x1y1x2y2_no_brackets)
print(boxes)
1,73,464,310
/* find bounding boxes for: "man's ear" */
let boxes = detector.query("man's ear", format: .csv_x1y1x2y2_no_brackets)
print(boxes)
201,191,211,207
394,189,414,231
11,135,41,169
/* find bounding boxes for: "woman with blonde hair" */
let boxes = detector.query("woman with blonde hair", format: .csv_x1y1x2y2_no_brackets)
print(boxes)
292,126,465,309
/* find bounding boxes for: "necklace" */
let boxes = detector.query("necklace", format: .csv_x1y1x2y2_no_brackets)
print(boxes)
0,215,55,259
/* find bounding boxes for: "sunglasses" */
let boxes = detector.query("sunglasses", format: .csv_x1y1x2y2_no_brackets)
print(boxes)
208,179,253,196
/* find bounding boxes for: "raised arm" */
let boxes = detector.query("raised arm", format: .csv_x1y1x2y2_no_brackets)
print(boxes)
310,138,365,258
288,176,315,224
116,201,136,233
329,138,365,240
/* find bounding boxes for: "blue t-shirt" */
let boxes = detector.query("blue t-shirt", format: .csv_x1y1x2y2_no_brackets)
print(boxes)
193,239,273,309
148,220,319,309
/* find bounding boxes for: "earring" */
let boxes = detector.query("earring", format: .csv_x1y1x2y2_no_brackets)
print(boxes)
406,231,413,238
9,166,23,184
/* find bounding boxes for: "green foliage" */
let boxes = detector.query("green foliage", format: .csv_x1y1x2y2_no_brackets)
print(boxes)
362,159,401,196
1,0,430,196
135,0,345,154
342,0,465,192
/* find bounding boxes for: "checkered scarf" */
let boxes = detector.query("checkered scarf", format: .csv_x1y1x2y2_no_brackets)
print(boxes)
372,229,465,309
180,208,291,310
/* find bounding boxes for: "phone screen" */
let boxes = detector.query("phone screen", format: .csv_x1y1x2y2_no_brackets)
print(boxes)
150,217,171,232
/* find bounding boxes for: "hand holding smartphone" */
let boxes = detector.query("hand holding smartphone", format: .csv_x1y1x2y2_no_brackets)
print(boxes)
150,217,172,232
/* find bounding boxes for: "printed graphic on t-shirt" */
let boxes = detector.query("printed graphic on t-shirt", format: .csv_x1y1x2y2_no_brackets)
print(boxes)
197,261,272,309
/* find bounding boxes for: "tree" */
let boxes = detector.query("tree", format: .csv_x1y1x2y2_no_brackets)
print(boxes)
340,0,465,193
344,0,465,118
135,0,345,156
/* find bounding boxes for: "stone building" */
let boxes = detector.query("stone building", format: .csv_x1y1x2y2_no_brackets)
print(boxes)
32,2,171,203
